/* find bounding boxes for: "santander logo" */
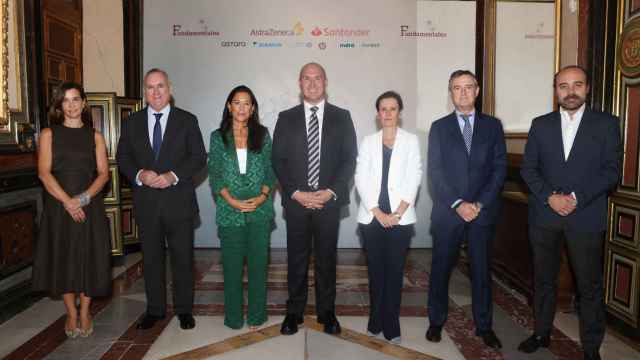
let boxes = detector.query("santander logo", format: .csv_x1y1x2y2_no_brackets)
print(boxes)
311,27,322,36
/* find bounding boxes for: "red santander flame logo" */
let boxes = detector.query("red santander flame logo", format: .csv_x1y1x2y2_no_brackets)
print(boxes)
311,27,322,36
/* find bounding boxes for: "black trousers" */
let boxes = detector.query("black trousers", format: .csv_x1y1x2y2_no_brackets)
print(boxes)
530,224,605,354
284,203,340,317
361,221,412,340
138,213,194,316
428,223,494,332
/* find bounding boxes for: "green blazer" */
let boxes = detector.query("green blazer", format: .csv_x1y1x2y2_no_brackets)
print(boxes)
208,129,275,227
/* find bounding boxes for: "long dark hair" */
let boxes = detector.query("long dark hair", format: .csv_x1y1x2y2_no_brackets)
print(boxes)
48,82,92,126
219,85,266,152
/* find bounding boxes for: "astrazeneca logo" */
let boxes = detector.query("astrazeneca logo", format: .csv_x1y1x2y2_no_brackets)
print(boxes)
250,21,305,36
252,41,283,48
221,41,247,47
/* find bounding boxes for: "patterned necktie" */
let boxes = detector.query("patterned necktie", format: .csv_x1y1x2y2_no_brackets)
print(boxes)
307,106,320,190
461,114,472,154
152,113,163,160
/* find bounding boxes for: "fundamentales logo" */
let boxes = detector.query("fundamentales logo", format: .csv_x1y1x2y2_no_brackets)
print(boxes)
310,26,370,37
400,24,446,39
173,19,220,37
250,21,305,36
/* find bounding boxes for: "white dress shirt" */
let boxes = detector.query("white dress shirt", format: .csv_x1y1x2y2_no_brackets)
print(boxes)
560,103,585,161
236,148,247,175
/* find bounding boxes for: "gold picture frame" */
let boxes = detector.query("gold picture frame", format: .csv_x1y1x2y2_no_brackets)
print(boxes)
0,0,12,142
105,205,123,256
103,164,120,204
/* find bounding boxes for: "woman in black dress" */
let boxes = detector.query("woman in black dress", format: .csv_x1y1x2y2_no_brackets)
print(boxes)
32,82,111,338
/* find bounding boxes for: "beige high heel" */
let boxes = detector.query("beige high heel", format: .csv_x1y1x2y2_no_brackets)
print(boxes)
79,323,93,337
65,327,80,338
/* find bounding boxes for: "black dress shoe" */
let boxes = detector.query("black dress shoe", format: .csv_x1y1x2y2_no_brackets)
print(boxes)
317,313,341,335
178,313,195,330
136,314,165,330
477,329,502,349
280,314,303,335
584,352,601,360
518,334,550,353
425,326,442,343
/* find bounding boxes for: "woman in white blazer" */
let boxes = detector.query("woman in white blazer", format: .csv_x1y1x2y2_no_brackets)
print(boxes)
355,91,422,344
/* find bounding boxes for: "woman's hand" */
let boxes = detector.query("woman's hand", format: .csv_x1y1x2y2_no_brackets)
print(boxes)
244,194,267,210
227,197,258,213
373,208,394,228
66,207,86,223
64,197,82,212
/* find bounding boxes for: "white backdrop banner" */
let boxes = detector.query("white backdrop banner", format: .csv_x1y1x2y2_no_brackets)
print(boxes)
143,0,476,248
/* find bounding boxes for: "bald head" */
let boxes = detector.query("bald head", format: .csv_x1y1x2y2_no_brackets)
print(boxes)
299,62,328,105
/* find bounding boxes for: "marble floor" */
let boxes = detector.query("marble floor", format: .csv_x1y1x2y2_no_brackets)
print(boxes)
0,249,638,359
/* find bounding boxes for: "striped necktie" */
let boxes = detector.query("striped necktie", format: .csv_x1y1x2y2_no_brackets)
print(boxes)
461,114,472,154
307,106,320,190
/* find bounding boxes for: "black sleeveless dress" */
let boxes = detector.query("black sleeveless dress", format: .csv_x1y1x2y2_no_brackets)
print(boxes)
32,124,111,297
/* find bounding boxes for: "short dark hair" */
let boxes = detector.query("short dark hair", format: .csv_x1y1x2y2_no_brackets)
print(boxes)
219,85,267,153
375,91,404,112
48,82,92,126
553,65,590,87
448,70,478,89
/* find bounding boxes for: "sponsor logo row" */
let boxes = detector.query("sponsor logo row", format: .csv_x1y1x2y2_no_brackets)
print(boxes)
220,41,382,49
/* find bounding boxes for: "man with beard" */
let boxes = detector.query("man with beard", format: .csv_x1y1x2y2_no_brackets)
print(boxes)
519,66,622,360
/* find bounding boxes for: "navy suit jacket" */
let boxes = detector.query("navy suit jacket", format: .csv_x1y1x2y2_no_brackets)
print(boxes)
520,109,622,232
428,112,507,227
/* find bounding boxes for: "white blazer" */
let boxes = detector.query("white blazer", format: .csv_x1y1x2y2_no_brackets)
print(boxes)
355,127,422,225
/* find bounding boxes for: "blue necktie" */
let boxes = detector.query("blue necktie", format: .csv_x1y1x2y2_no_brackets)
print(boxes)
152,113,163,160
461,114,472,154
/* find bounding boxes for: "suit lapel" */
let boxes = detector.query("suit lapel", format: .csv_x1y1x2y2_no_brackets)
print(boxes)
445,112,469,157
470,113,489,158
319,103,333,183
552,111,567,164
138,108,155,163
566,109,592,164
157,107,179,163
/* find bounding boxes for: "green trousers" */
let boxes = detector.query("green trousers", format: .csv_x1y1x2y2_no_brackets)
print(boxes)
218,221,270,329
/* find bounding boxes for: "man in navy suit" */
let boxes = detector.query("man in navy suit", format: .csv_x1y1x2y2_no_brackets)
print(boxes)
117,68,207,330
426,70,506,349
518,66,621,360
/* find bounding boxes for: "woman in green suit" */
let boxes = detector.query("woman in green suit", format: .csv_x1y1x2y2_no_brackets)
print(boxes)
208,85,275,330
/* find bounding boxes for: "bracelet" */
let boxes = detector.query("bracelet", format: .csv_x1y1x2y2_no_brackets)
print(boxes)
77,191,91,207
261,190,270,197
392,212,402,219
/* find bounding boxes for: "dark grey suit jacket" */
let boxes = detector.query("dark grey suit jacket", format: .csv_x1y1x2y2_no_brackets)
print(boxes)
271,103,357,209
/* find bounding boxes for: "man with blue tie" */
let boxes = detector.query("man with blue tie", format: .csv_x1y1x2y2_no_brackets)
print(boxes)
426,70,507,349
117,68,207,330
518,66,622,360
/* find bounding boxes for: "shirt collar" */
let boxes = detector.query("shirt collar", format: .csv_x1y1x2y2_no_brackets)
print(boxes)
148,104,171,118
560,103,586,122
304,99,325,113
